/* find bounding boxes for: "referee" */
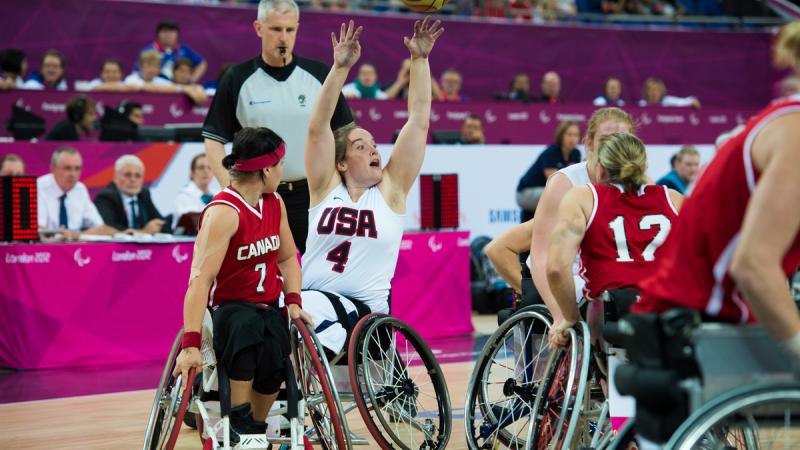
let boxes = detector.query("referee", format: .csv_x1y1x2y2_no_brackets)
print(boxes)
202,0,353,254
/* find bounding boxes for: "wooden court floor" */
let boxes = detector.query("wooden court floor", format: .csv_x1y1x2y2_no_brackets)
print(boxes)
1,361,474,450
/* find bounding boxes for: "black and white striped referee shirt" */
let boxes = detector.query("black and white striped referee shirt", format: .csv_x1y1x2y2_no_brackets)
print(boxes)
202,54,353,181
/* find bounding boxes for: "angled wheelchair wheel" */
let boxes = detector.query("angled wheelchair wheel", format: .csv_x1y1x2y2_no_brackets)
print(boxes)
347,313,387,445
464,305,552,450
290,318,350,450
530,321,591,450
142,329,197,450
666,383,800,450
349,314,452,450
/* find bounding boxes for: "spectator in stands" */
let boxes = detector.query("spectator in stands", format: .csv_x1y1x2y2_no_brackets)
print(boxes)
0,153,25,176
23,49,67,90
460,113,486,144
639,77,701,108
516,120,581,221
37,147,115,239
45,95,98,142
171,57,208,103
94,154,167,234
497,73,532,102
86,59,129,92
0,49,27,90
432,68,463,102
383,58,411,99
342,63,389,99
533,71,561,104
541,0,578,19
593,77,625,106
126,50,206,104
510,0,535,21
656,145,700,194
139,20,206,82
475,0,509,17
173,153,218,227
125,50,174,87
121,101,144,126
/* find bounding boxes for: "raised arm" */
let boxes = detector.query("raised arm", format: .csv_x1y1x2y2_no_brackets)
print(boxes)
383,17,444,197
546,186,591,348
305,21,363,201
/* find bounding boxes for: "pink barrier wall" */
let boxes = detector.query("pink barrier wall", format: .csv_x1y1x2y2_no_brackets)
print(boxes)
1,90,756,144
0,230,471,370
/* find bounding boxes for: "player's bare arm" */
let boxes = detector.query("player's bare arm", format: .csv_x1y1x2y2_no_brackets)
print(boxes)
484,219,534,293
383,17,444,212
547,186,592,348
305,20,363,205
730,113,800,347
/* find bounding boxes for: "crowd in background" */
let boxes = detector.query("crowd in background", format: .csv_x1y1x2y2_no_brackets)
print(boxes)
164,0,769,20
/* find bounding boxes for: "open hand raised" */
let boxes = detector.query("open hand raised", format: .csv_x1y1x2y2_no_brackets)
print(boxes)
404,16,444,59
332,20,363,69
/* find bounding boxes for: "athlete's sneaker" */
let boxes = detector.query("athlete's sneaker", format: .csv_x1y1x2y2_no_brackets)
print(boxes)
229,403,268,444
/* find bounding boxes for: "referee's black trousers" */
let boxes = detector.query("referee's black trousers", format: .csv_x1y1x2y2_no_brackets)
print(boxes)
277,179,309,255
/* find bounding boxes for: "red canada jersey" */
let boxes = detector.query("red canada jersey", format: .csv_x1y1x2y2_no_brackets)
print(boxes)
579,183,679,300
199,187,283,307
635,97,800,323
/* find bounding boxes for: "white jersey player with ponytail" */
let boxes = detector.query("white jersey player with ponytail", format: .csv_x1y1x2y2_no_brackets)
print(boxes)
300,18,444,353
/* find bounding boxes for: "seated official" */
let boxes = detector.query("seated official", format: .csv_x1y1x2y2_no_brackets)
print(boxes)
0,153,25,176
37,147,116,239
173,153,218,228
94,154,168,234
45,95,98,142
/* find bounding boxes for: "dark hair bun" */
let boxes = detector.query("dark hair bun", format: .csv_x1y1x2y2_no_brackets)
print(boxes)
222,153,236,170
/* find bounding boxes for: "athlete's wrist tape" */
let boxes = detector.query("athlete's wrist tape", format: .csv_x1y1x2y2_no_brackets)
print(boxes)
284,292,302,307
181,331,202,350
781,332,800,361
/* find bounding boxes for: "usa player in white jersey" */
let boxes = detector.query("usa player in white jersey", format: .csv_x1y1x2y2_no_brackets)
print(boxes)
301,18,444,353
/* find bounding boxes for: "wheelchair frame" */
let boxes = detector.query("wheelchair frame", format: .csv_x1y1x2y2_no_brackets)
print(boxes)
144,308,452,450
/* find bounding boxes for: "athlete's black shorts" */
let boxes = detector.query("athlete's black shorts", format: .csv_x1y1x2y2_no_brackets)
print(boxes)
212,301,289,394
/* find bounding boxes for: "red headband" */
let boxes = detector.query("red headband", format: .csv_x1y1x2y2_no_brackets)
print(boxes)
233,143,286,171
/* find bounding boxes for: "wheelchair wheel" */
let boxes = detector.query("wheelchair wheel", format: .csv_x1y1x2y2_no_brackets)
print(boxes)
349,314,452,450
531,321,591,450
290,318,350,450
666,383,800,450
464,305,552,450
142,329,197,450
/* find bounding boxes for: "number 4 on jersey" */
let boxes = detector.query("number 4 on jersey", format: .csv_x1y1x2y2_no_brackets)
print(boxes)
326,241,352,273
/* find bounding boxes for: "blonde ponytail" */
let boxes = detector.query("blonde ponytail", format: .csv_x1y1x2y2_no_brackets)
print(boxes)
597,132,648,194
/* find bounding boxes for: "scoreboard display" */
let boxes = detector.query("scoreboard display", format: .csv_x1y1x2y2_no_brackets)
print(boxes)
0,176,38,241
420,174,459,230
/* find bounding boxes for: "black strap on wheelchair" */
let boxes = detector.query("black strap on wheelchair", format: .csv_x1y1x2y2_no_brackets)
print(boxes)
316,290,372,354
284,358,298,420
219,365,231,417
602,288,640,323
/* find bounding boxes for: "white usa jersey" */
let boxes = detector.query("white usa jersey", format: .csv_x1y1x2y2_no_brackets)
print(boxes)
302,184,404,312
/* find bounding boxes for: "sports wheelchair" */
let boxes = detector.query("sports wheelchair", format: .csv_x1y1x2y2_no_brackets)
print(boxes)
464,289,638,450
144,309,308,450
605,308,800,450
144,301,453,450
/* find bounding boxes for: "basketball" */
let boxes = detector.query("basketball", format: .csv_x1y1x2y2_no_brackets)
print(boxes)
402,0,447,13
